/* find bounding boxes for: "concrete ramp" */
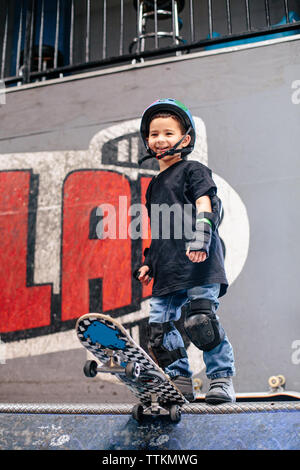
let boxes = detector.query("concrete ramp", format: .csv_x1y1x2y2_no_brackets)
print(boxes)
0,402,299,450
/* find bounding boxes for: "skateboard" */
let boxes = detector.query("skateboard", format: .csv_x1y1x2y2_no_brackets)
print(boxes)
76,313,187,422
193,375,300,402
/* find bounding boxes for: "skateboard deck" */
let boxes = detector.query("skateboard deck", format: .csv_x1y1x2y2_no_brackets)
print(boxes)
235,391,300,402
194,391,300,402
76,313,187,422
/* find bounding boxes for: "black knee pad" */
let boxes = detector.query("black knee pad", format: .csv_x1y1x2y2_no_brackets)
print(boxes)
182,299,225,352
148,322,187,369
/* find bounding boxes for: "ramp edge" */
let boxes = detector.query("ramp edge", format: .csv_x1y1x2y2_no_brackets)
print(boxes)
0,401,299,415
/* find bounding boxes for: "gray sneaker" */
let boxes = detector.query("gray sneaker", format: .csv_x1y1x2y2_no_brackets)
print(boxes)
172,376,195,402
205,377,236,404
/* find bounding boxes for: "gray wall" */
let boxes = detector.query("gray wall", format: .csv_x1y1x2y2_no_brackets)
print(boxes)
0,37,300,400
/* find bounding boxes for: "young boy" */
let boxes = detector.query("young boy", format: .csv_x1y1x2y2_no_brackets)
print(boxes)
136,99,235,403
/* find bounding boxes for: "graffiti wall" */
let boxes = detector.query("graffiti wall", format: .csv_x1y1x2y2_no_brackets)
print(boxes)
0,116,249,379
0,36,300,395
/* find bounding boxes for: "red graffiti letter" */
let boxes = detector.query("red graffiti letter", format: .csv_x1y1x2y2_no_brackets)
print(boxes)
61,170,132,321
0,171,52,333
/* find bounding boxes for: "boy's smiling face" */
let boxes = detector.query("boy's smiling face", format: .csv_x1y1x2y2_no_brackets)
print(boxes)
147,116,191,162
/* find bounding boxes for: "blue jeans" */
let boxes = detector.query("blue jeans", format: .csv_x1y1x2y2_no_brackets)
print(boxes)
149,284,235,380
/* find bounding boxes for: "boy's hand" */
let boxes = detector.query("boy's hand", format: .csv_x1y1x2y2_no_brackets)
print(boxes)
137,265,152,285
186,246,207,263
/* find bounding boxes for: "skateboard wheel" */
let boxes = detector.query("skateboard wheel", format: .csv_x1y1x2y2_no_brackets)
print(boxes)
277,374,286,386
83,360,98,378
132,404,144,423
125,362,141,381
268,375,280,388
169,404,181,423
193,378,203,391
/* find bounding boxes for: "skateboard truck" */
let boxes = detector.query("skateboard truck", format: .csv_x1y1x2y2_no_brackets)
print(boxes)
132,393,182,423
83,350,141,381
